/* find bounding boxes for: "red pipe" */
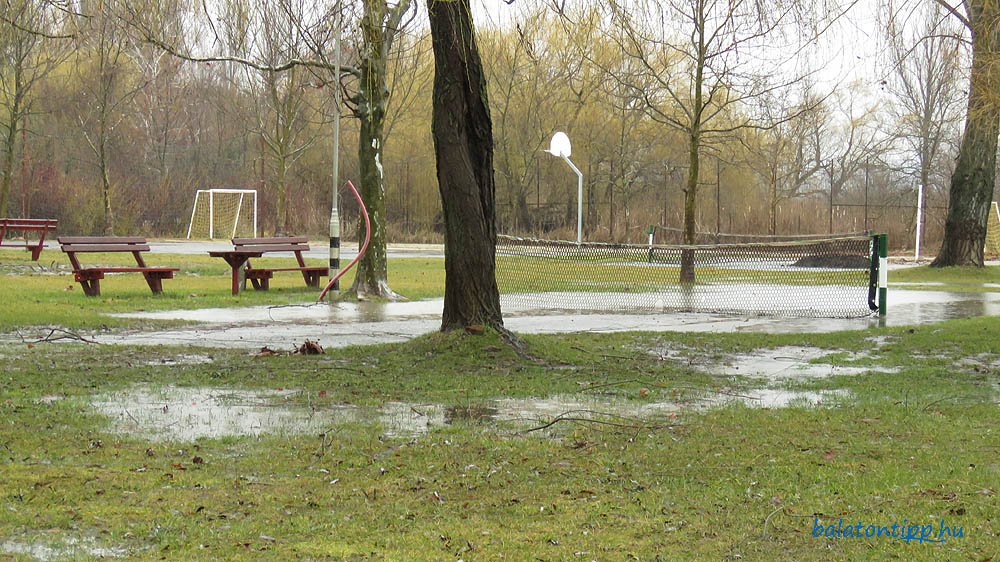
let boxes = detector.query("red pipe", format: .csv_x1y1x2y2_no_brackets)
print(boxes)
319,180,370,300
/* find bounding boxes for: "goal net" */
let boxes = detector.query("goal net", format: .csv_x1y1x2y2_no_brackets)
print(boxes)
186,189,257,239
496,233,881,318
985,202,1000,258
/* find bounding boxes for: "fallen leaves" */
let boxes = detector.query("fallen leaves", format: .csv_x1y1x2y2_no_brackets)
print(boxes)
295,340,324,355
251,340,325,357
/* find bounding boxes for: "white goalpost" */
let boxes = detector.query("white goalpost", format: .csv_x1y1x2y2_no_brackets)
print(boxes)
186,189,258,239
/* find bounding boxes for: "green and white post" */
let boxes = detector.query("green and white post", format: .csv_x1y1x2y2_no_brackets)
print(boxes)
647,225,655,263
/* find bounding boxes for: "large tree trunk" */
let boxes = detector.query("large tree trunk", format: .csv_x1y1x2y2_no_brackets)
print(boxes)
679,130,700,284
0,105,18,217
931,1,999,267
427,0,503,332
352,68,395,298
350,0,409,300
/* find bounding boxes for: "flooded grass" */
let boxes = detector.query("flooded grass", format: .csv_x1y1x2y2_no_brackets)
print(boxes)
87,383,853,442
1,533,128,561
2,321,999,560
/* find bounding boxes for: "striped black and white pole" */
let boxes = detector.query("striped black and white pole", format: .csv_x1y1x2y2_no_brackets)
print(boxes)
878,233,887,316
328,0,342,296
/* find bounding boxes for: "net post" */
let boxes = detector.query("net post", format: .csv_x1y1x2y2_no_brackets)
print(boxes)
878,233,887,316
647,225,654,263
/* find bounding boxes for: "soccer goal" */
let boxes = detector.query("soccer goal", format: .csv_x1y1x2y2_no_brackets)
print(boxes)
186,189,258,239
986,202,1000,257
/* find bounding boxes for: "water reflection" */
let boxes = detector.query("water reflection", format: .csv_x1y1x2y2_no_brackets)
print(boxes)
84,288,1000,349
89,384,852,442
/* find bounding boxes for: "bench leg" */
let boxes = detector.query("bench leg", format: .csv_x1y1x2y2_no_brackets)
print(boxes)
302,271,321,288
249,276,269,291
80,279,101,297
143,273,164,294
30,244,43,261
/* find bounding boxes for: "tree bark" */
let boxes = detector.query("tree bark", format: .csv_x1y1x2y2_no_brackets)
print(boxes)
0,100,19,218
680,130,700,284
427,0,504,332
350,0,411,299
351,0,398,299
931,0,999,267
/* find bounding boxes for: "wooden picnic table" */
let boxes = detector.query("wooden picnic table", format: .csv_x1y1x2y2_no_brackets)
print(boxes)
1,218,58,260
209,236,328,295
208,248,265,295
59,236,179,296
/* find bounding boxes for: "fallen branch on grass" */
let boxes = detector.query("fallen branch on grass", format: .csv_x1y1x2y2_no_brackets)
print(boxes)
30,328,100,344
517,409,680,435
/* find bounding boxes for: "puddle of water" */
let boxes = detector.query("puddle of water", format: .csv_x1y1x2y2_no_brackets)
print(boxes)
73,289,1000,350
89,384,850,441
0,535,127,561
652,345,891,380
112,300,445,325
90,385,443,441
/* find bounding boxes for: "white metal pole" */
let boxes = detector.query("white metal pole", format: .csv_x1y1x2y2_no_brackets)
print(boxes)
232,192,244,239
560,154,583,244
186,190,200,239
915,182,924,260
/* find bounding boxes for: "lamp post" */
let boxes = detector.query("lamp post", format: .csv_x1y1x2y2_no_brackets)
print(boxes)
546,132,583,244
328,0,342,295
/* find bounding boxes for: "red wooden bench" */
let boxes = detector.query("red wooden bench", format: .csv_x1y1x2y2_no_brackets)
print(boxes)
210,236,328,294
0,218,58,260
58,236,179,297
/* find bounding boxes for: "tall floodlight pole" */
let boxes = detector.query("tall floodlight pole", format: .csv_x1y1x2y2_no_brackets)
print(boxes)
328,1,342,294
545,132,583,244
915,182,924,260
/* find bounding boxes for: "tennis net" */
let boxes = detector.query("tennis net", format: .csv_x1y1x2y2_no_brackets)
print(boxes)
495,233,881,318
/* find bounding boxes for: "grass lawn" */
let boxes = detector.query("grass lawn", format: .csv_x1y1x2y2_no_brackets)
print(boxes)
0,251,998,560
0,249,445,331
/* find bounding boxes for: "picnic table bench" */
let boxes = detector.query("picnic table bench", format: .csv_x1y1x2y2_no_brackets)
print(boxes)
0,218,58,260
209,236,328,295
58,236,179,297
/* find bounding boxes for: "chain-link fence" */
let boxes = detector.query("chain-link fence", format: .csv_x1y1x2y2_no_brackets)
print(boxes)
496,234,878,318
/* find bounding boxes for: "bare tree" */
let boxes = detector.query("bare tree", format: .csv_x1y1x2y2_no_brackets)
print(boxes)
743,90,827,235
0,0,66,217
482,6,568,234
426,0,504,333
886,2,963,252
342,0,415,299
919,0,1000,267
72,0,148,235
596,0,813,282
219,0,322,235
